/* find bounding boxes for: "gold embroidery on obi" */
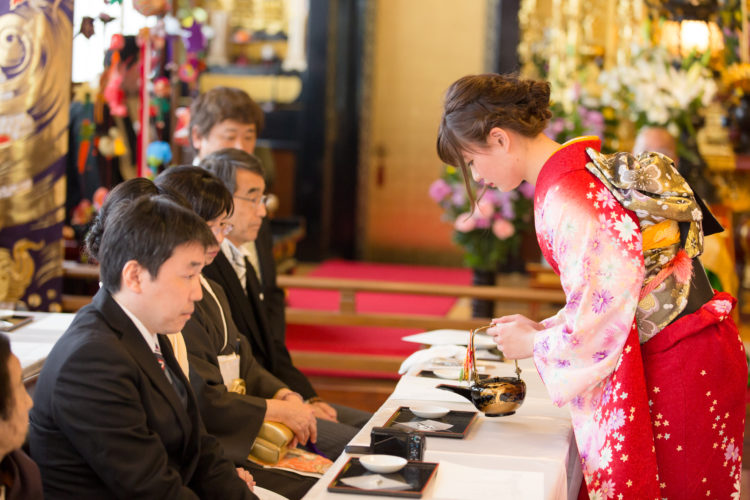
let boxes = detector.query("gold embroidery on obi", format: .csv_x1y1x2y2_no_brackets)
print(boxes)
585,149,704,342
641,220,680,251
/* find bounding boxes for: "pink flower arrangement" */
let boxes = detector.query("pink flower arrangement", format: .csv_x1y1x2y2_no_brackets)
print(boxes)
430,165,535,270
492,219,515,239
454,213,476,232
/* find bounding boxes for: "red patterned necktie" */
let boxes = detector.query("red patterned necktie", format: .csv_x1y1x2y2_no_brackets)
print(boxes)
154,344,167,373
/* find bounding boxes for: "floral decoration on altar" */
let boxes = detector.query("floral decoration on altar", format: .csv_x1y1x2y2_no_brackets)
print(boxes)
429,166,535,271
598,46,717,162
544,82,619,153
722,62,750,99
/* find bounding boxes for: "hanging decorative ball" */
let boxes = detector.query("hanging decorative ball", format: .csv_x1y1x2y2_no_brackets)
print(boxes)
98,13,116,24
177,62,197,83
133,0,170,17
109,33,125,51
103,67,127,117
92,187,110,211
173,107,190,146
146,141,173,167
98,136,115,158
163,15,182,36
232,28,252,44
71,199,94,226
192,8,208,24
108,127,127,157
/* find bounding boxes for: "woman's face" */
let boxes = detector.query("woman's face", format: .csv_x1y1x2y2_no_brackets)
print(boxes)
462,128,525,192
206,213,232,265
0,354,33,455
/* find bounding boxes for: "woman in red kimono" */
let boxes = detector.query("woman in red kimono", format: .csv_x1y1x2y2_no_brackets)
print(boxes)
437,73,747,499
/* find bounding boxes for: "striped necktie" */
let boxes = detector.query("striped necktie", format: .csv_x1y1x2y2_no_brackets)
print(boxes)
154,341,188,408
153,343,171,383
231,249,248,295
154,344,166,370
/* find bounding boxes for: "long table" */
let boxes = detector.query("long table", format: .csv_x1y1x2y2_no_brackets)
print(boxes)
303,357,581,500
5,311,580,499
2,310,74,383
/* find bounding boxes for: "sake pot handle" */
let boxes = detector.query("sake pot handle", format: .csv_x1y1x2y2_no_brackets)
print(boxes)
472,324,523,381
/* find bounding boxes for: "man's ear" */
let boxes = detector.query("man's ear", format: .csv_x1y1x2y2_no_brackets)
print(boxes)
121,260,145,293
190,126,203,155
488,127,511,151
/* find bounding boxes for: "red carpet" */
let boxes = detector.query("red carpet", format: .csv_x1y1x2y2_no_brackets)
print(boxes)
285,260,472,363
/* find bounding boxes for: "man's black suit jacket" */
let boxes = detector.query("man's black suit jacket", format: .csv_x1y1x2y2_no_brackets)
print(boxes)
255,222,287,345
202,225,316,399
28,288,255,499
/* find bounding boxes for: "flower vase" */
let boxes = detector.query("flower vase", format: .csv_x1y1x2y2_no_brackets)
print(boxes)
471,268,496,318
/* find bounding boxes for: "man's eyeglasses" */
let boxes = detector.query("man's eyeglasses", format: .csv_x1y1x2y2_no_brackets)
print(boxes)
209,222,234,236
234,194,268,208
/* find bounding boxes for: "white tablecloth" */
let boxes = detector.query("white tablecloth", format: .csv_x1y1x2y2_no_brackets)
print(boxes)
4,313,581,499
302,358,580,500
2,310,74,381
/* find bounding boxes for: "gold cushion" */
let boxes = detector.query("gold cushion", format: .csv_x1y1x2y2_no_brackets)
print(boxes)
248,422,294,465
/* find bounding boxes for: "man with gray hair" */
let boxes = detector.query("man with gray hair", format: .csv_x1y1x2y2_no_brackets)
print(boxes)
201,148,370,460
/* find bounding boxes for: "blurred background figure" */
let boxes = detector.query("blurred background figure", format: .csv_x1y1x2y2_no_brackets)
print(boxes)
0,333,41,500
632,126,679,164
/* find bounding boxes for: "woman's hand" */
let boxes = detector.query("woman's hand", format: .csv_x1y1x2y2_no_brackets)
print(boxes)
487,314,544,360
236,467,255,490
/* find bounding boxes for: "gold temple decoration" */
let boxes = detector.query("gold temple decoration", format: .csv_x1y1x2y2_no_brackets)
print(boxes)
519,0,646,132
519,0,647,80
0,3,71,311
0,239,44,305
201,0,288,34
741,0,749,63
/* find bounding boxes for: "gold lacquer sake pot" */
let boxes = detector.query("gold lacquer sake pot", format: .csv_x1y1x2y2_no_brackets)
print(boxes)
437,325,526,417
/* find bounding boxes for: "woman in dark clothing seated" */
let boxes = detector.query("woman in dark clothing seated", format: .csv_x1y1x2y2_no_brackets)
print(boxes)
0,333,42,499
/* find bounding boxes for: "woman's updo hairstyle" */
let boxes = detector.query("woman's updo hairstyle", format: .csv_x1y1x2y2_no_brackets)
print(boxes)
84,177,189,262
437,73,552,196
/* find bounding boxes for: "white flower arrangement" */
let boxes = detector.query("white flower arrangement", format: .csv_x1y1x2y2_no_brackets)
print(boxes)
599,46,716,148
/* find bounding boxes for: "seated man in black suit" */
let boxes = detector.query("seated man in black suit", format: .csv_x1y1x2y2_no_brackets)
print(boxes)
28,195,256,499
155,166,318,498
200,149,371,459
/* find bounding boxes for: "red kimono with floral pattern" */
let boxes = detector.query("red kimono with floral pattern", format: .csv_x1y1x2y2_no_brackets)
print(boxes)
533,137,747,500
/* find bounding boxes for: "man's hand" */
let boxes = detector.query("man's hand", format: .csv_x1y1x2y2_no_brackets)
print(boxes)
276,389,304,404
309,400,338,422
487,314,543,360
236,467,255,490
265,398,317,447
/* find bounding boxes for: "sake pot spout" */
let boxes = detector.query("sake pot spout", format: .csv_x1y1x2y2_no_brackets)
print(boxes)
435,384,473,402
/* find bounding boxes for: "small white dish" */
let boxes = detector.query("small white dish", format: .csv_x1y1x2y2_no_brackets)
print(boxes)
359,454,408,474
432,367,461,380
410,405,450,419
432,365,486,380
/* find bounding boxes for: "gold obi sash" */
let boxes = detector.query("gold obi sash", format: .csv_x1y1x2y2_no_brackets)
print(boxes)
585,149,705,341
